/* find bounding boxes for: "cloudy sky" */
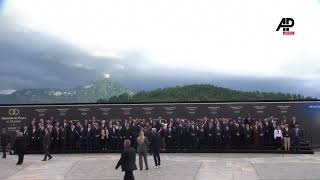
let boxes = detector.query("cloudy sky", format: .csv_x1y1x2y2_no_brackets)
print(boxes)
0,0,319,97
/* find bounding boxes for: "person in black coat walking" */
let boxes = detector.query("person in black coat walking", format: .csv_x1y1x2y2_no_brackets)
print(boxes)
150,128,161,168
42,128,52,161
13,131,25,165
1,128,11,158
115,139,137,180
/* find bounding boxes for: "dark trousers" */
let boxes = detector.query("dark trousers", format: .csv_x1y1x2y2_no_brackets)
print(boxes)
86,139,93,151
17,153,24,164
191,136,197,148
176,135,182,149
58,139,66,152
2,145,7,158
244,137,251,145
208,135,214,148
215,136,222,147
43,148,52,160
264,134,271,145
100,139,107,150
293,137,300,151
109,138,117,150
259,136,264,147
276,137,282,149
166,137,174,149
224,136,231,147
124,171,134,180
152,149,161,166
233,136,241,146
182,136,188,148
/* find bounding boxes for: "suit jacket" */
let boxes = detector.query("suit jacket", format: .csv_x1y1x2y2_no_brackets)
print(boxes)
283,128,291,137
116,147,137,172
223,127,232,139
84,128,94,140
150,133,161,151
109,128,118,139
13,136,26,154
244,128,253,139
69,128,79,141
43,134,51,150
30,128,39,141
165,128,175,139
292,128,303,139
1,133,10,146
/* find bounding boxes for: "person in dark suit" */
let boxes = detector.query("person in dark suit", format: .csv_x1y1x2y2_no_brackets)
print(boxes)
198,125,206,149
13,131,25,165
58,126,66,152
243,124,253,146
30,125,39,151
1,128,11,158
150,128,161,168
232,123,242,147
292,124,303,151
175,123,184,149
115,139,137,180
22,126,30,151
258,123,265,148
38,124,45,151
165,124,175,149
93,123,100,150
42,128,53,161
264,121,272,146
206,121,215,148
189,122,198,148
84,123,94,151
223,125,232,148
68,124,79,150
108,124,118,150
215,126,222,148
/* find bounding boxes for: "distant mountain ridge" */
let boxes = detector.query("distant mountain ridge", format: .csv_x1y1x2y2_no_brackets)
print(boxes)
103,84,316,103
0,81,316,104
0,79,133,104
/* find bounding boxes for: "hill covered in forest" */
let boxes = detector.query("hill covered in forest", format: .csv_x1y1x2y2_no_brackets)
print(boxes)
101,84,316,103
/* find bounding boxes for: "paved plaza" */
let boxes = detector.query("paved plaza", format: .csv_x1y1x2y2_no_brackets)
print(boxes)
1,152,320,180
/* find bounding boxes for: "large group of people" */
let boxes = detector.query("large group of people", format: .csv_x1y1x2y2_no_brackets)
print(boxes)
0,114,308,180
1,115,305,155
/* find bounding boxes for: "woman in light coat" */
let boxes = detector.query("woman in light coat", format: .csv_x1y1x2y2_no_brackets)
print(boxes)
137,130,149,170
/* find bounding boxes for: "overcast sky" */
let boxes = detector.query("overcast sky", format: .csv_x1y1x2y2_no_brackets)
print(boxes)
0,0,319,97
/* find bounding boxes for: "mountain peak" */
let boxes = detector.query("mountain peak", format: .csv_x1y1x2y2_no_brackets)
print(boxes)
0,79,133,104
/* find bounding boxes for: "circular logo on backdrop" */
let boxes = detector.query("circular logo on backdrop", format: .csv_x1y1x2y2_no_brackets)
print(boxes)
8,108,20,116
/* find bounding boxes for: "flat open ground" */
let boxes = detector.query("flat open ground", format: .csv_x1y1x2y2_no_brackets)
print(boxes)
1,152,320,180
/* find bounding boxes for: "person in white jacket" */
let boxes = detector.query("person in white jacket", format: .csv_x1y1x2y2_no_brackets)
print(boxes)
274,126,283,150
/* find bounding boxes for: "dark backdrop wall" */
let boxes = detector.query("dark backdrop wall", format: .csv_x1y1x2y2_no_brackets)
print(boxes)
1,101,320,145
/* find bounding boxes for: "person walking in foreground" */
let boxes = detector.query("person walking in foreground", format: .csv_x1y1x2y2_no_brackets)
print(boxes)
150,128,161,168
13,131,25,165
137,131,149,170
42,128,53,161
1,128,10,158
115,139,137,180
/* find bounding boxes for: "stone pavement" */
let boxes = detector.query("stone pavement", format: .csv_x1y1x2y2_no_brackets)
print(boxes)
1,152,320,180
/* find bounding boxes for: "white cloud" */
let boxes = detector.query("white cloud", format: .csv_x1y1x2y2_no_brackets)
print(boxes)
3,0,320,80
91,50,124,59
0,89,16,95
104,73,110,79
70,63,94,70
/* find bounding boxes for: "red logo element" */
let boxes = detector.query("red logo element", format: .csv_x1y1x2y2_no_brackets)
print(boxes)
283,31,295,35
